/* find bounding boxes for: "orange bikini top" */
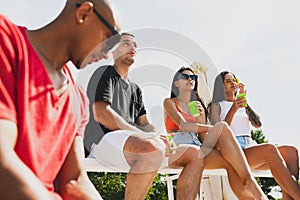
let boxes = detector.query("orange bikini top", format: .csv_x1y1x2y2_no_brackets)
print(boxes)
165,98,197,132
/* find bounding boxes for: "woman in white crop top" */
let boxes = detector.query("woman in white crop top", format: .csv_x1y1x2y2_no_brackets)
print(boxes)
210,70,300,199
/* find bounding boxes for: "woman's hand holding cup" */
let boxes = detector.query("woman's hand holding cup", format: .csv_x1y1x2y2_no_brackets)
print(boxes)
188,101,206,124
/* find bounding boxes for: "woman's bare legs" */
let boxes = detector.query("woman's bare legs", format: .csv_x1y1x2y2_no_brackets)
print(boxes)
201,122,267,200
278,145,299,200
204,148,253,199
244,144,300,199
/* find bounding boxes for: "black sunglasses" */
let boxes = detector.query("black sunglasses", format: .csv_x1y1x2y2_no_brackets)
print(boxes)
178,73,198,81
76,3,121,52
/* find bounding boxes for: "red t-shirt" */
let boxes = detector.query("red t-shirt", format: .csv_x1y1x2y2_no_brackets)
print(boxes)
165,98,197,132
0,15,89,199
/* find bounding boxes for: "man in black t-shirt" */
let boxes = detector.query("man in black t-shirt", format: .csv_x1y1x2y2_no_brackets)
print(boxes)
84,33,204,200
84,64,147,152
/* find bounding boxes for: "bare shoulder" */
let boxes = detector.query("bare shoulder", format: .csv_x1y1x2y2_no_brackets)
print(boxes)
163,98,175,107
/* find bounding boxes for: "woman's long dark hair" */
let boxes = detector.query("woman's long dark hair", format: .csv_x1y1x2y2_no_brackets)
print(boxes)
211,70,237,103
170,67,208,120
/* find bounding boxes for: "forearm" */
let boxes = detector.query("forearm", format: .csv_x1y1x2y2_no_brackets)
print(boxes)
93,102,140,132
55,137,102,200
0,120,54,199
0,152,55,200
179,121,212,133
101,111,141,132
135,114,156,133
224,106,237,125
59,172,102,200
246,105,262,128
137,123,156,132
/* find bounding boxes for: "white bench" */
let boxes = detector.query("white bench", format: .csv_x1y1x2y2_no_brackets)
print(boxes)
83,157,276,200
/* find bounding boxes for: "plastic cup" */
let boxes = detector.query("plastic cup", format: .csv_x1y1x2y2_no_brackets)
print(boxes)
236,93,247,107
188,101,200,117
165,133,176,153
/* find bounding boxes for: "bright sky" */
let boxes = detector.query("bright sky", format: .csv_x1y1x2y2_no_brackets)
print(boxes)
1,0,300,149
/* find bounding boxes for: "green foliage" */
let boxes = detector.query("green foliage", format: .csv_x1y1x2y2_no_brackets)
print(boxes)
145,174,169,200
256,177,279,200
251,129,268,144
251,129,280,199
88,172,169,200
88,172,126,200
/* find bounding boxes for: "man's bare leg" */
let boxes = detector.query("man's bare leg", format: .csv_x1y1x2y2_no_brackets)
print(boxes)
124,136,164,200
169,145,205,200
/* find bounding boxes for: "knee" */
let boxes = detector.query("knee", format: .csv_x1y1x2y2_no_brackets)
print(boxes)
215,121,230,129
285,145,298,156
143,138,163,152
127,136,164,154
125,137,165,171
214,121,233,137
290,145,299,159
262,143,278,153
185,147,206,167
141,138,165,163
279,145,299,161
284,145,298,155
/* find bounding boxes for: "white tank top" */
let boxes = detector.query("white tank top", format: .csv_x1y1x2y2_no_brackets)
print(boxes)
219,101,250,136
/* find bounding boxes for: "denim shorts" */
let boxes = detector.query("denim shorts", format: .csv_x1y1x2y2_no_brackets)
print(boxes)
236,136,257,149
172,132,201,146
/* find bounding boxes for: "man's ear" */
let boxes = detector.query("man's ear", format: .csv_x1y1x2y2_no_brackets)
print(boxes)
75,2,94,24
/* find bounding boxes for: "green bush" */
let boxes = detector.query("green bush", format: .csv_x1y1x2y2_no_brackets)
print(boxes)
88,172,169,200
88,172,126,200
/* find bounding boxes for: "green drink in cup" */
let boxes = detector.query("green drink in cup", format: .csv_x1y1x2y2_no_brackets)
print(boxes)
236,93,247,107
165,133,176,153
188,101,200,117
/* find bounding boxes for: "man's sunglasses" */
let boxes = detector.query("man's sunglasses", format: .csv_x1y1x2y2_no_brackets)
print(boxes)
76,3,121,52
178,73,198,81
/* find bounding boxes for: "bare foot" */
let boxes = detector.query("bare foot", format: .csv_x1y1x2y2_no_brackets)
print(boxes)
241,178,268,200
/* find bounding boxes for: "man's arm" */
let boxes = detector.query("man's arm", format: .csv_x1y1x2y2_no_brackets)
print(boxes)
55,136,102,200
0,119,55,200
93,101,142,132
135,114,156,132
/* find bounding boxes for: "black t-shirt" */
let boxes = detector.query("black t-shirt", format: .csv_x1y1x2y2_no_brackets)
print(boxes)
83,65,146,153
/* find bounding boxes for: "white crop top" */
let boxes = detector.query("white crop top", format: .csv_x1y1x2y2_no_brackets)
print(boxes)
219,101,250,136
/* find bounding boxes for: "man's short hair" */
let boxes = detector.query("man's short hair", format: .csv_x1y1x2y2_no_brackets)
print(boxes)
121,32,135,38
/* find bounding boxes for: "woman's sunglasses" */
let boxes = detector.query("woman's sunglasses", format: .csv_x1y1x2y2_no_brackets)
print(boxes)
224,78,239,84
178,73,198,81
